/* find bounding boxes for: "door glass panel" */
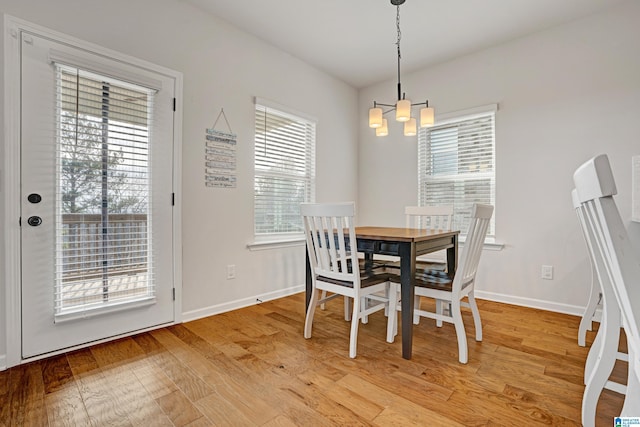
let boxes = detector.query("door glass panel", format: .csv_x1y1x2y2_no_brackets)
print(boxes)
55,65,155,318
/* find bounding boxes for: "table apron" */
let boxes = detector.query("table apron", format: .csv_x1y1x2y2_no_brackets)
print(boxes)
415,238,455,255
357,236,454,257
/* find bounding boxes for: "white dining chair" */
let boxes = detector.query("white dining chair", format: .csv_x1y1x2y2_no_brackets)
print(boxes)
382,205,454,325
405,205,454,231
572,189,626,415
573,154,640,425
386,205,454,270
301,202,393,358
386,203,493,364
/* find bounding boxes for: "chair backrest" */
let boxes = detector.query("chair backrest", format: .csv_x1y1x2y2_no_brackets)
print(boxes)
405,205,454,231
573,154,640,378
572,189,602,272
572,188,617,314
453,203,493,293
301,202,360,285
572,188,606,287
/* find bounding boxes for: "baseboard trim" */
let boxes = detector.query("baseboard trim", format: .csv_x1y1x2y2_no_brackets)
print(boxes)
182,285,305,323
475,290,587,317
2,287,595,371
181,287,591,324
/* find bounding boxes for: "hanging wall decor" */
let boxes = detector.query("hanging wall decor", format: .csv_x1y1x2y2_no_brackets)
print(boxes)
205,108,237,188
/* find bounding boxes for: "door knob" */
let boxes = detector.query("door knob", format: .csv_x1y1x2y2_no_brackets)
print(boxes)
27,216,42,226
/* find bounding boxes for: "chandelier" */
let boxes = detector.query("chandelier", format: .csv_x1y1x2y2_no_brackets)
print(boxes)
368,0,434,137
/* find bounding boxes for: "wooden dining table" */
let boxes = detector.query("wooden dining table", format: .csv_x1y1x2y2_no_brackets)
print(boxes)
305,226,459,360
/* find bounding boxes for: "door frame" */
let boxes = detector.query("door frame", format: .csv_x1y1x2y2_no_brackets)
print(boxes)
2,15,183,369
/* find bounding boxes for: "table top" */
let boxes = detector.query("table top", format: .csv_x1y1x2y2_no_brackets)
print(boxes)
355,226,459,242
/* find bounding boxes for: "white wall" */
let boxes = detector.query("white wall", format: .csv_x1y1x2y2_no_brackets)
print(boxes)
0,0,358,365
3,0,639,368
359,0,640,314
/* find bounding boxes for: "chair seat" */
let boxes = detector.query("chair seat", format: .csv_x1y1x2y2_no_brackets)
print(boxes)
415,269,454,291
386,269,454,292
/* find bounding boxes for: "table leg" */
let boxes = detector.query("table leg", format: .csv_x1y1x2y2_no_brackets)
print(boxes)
399,242,416,359
446,234,458,277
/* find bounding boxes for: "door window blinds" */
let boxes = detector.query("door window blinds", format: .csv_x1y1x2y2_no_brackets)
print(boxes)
418,109,496,238
54,64,156,318
254,102,316,236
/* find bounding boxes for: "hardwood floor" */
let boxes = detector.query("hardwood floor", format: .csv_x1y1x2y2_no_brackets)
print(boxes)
0,294,626,426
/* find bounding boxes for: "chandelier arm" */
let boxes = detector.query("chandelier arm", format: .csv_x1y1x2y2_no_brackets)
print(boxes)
374,102,396,107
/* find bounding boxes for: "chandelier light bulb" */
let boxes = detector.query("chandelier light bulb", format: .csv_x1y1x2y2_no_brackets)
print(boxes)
376,118,389,136
404,118,417,136
396,99,411,122
368,107,383,128
420,106,434,127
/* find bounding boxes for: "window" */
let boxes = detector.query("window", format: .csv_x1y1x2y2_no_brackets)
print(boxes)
54,63,156,316
254,99,316,237
418,105,496,239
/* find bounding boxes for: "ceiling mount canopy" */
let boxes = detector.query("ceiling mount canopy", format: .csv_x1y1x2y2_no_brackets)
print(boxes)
368,0,434,137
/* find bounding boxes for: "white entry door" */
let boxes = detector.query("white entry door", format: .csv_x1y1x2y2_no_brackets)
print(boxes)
20,32,176,358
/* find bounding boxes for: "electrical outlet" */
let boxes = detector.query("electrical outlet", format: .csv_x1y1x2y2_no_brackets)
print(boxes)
541,265,553,280
227,264,236,279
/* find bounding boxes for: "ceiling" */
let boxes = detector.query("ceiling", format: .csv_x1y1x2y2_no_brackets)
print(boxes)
183,0,627,88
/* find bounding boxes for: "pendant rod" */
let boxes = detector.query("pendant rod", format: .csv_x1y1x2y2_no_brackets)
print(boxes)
396,3,402,101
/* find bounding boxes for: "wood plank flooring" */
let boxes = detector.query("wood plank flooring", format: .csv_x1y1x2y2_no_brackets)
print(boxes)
0,294,626,426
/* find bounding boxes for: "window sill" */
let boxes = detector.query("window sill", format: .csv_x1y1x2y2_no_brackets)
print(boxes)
247,237,305,251
459,238,505,251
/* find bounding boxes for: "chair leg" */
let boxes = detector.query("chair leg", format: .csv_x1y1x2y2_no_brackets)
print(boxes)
413,295,421,325
361,296,369,324
320,290,327,310
349,296,361,358
584,314,604,385
621,351,639,417
304,288,321,339
582,304,621,427
468,291,483,342
344,296,351,321
451,299,468,364
435,299,444,327
387,283,399,343
579,266,600,347
384,283,392,317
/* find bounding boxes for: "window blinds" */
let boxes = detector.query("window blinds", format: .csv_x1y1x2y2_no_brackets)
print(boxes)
55,64,156,318
254,103,316,235
418,111,496,238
